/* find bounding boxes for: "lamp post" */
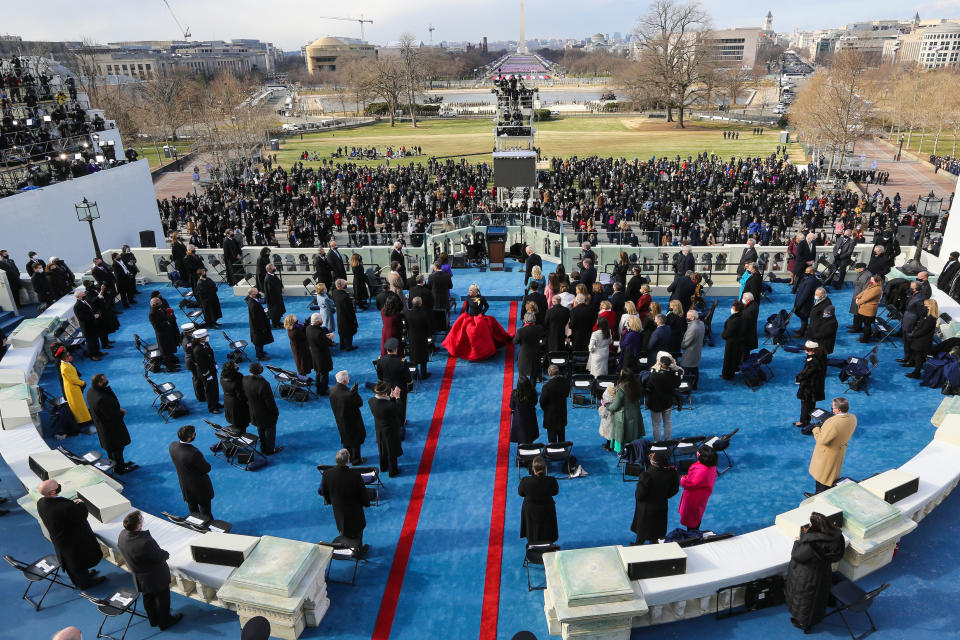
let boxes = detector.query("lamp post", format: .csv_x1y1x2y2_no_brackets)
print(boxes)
75,198,102,261
897,135,904,161
912,190,943,263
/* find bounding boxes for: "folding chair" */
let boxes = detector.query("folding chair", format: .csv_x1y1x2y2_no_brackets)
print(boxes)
678,375,695,408
841,347,880,395
571,351,589,375
143,374,184,422
524,543,560,591
204,420,263,471
57,445,116,474
78,589,147,640
222,331,249,362
318,538,368,586
571,374,595,408
872,317,899,347
178,299,204,325
133,334,162,372
704,428,739,475
265,365,317,405
3,554,73,610
826,578,890,640
516,443,544,473
594,374,618,398
546,351,571,377
672,436,706,472
317,465,383,506
543,441,573,476
407,362,421,394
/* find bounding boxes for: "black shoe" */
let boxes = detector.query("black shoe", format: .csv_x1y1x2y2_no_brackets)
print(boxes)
421,372,432,379
159,613,183,631
389,470,401,477
210,408,222,414
906,372,921,379
857,338,870,343
257,354,271,361
346,345,358,351
0,496,8,505
82,575,107,588
900,362,914,368
264,446,284,455
89,355,103,361
88,569,99,577
895,358,908,363
0,509,8,516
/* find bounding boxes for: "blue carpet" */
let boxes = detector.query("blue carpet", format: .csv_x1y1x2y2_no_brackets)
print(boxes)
1,271,955,640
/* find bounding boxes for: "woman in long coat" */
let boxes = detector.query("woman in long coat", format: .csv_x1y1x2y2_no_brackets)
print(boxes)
195,270,222,326
678,445,718,529
315,283,337,332
587,318,612,377
59,352,91,424
606,370,645,452
631,451,679,544
509,377,539,444
795,342,827,426
721,302,745,380
380,295,405,356
149,297,180,370
220,361,250,432
518,456,559,544
350,254,370,309
283,314,313,376
784,512,846,632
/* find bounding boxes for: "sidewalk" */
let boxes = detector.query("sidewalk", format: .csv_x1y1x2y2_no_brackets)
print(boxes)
859,137,958,206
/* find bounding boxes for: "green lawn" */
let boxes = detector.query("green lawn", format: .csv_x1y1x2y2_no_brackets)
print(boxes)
273,117,798,168
899,132,960,158
133,142,194,169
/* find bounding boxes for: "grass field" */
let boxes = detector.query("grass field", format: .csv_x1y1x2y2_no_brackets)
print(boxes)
899,132,960,158
273,117,799,168
132,142,193,169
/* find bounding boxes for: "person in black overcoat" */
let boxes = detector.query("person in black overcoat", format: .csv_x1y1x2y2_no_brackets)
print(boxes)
192,330,221,413
86,374,133,473
117,511,182,630
246,289,273,359
807,290,838,354
539,366,571,442
509,377,539,443
631,451,679,544
169,425,215,517
390,243,408,285
244,363,281,454
326,242,348,280
170,232,187,275
524,283,548,325
220,361,250,432
518,456,559,543
182,248,204,295
329,371,367,463
314,249,333,291
223,232,242,286
568,297,597,351
404,298,432,378
736,240,758,278
36,479,104,588
907,300,938,378
667,273,696,313
74,289,107,359
428,264,453,329
409,277,434,323
721,302,745,380
331,280,358,351
377,338,412,423
740,294,759,357
544,299,570,352
31,264,55,308
368,382,403,476
514,313,546,381
793,268,819,335
523,246,543,288
149,298,180,371
194,269,222,327
793,234,816,289
349,254,369,309
321,450,370,541
794,342,827,427
784,512,846,632
255,247,270,291
306,314,335,394
263,266,286,329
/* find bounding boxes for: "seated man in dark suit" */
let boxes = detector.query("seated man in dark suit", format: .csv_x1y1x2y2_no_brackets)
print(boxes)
320,449,371,546
117,510,182,630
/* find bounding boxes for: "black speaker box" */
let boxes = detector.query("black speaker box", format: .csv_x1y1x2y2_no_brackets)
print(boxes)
190,544,245,567
139,230,157,248
626,554,687,580
881,476,919,504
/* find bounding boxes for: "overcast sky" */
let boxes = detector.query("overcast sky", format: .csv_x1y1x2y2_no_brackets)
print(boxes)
6,0,959,50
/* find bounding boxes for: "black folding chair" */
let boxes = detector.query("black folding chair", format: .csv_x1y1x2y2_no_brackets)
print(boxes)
133,334,162,372
178,299,204,325
516,443,544,473
318,537,368,586
143,374,184,422
705,428,739,475
204,420,263,471
78,589,147,640
318,465,383,505
3,554,73,610
543,441,573,476
523,543,560,591
57,445,116,474
826,578,890,640
222,331,249,362
571,374,595,408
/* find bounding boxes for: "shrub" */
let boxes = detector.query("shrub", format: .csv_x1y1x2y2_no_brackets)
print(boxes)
534,108,553,120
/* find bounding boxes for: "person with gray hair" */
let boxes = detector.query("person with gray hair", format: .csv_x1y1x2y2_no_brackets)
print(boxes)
320,448,370,543
514,311,546,381
680,310,705,388
807,287,838,354
793,232,817,291
329,371,367,463
568,292,598,351
523,244,542,290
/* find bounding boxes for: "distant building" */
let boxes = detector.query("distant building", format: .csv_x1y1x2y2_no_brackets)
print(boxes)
917,22,960,68
303,37,376,74
706,28,763,68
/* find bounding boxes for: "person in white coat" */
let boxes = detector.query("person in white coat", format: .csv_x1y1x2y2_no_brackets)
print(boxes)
315,283,337,332
588,316,612,377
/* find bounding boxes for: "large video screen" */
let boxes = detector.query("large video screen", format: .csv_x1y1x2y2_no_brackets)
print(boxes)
494,156,536,188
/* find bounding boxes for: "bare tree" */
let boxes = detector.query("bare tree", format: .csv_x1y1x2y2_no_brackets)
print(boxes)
719,66,751,108
184,73,270,169
398,33,426,128
60,38,105,108
340,57,374,116
633,0,714,127
138,69,191,140
790,50,873,179
369,56,406,127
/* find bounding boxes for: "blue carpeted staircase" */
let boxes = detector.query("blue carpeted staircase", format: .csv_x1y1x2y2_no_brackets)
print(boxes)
0,308,24,335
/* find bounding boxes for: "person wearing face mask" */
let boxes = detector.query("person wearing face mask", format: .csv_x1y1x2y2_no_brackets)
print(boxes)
721,301,744,381
86,373,135,474
806,288,837,354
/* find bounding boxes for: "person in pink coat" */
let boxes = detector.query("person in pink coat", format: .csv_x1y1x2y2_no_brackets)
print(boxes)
678,445,718,530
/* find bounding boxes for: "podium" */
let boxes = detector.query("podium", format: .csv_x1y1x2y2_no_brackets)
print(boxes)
486,226,507,271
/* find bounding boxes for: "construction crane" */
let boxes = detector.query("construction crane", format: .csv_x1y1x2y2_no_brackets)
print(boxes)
161,0,191,39
317,15,373,42
428,24,435,46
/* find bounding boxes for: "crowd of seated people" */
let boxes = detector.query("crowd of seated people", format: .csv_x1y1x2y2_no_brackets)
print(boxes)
323,145,424,160
930,154,960,176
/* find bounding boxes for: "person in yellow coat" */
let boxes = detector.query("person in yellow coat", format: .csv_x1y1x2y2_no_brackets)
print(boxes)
58,350,92,425
808,396,858,495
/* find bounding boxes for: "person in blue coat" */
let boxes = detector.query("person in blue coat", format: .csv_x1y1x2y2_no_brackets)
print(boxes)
646,315,672,365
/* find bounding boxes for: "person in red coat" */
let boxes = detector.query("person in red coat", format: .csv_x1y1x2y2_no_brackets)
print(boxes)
283,314,313,376
380,294,405,356
678,445,718,530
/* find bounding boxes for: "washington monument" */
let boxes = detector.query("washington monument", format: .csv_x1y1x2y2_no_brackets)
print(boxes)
518,0,528,54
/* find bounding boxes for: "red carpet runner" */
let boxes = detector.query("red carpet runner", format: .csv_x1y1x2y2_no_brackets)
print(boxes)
372,353,458,639
479,300,519,640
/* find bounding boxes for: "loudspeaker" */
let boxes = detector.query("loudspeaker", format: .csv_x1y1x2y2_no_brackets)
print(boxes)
896,225,914,247
139,230,157,248
620,543,687,580
190,532,258,567
28,450,74,480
